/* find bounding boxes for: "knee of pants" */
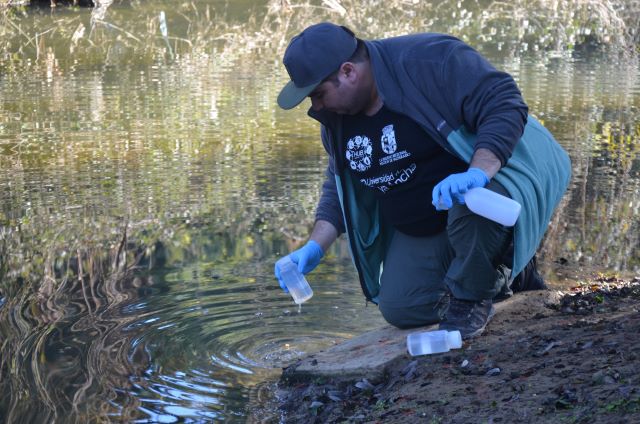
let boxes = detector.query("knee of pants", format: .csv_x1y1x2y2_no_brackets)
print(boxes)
447,206,512,259
446,182,513,252
378,300,447,329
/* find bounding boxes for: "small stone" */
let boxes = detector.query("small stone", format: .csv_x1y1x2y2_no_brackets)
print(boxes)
581,341,594,349
618,385,633,398
402,360,418,377
486,367,501,376
534,341,561,357
461,359,469,368
592,370,606,384
327,391,343,402
355,379,374,390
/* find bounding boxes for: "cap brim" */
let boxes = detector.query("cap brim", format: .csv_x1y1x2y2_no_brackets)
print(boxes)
277,80,319,110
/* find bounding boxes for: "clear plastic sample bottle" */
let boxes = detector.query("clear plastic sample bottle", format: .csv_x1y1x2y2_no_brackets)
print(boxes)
275,256,313,304
407,330,463,356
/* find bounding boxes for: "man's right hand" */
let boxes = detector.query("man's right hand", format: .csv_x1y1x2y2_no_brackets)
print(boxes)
274,240,324,293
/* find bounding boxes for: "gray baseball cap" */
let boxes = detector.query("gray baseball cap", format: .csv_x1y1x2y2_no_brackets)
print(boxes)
277,22,358,110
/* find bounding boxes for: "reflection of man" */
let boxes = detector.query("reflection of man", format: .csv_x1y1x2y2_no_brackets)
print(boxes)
274,23,571,339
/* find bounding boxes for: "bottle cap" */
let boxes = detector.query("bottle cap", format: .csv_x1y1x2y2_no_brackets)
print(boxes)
447,330,463,348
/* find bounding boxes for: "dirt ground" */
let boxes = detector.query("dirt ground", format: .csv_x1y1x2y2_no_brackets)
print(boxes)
276,277,640,423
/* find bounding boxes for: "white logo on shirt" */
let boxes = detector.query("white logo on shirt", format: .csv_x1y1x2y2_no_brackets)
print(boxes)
360,163,417,193
345,135,372,172
379,123,410,166
381,124,397,154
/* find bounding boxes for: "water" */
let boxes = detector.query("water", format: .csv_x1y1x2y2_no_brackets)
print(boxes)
0,0,639,422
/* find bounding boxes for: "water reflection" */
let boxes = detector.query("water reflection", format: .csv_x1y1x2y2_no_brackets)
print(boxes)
0,0,639,422
0,230,381,422
500,53,640,280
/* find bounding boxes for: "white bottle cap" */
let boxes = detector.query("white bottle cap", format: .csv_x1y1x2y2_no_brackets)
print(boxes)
447,330,463,349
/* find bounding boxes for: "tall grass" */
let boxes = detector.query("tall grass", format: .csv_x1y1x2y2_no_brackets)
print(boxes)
0,0,637,71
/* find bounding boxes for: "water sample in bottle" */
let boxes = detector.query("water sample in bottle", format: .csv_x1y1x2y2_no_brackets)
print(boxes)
275,256,313,304
407,330,462,356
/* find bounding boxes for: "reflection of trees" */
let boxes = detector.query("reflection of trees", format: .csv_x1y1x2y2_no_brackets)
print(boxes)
0,46,325,291
0,0,637,307
485,52,640,277
519,52,640,275
573,118,640,270
0,234,156,422
0,46,324,419
539,114,640,276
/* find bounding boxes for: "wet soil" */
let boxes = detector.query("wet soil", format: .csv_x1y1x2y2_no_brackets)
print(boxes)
276,277,640,423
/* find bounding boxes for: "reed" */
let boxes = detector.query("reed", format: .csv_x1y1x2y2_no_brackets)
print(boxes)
0,0,637,72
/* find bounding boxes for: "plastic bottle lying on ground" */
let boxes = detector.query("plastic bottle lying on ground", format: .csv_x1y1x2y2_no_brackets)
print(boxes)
407,330,462,356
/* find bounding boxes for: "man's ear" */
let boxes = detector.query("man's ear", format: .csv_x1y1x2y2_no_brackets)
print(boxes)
339,62,357,81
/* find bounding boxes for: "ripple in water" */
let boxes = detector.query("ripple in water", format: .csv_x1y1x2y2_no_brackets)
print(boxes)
83,264,382,422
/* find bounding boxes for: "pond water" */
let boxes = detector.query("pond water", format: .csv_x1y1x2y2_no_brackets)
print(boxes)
0,0,639,422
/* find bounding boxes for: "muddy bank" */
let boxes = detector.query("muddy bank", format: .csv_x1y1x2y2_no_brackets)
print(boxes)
275,278,640,423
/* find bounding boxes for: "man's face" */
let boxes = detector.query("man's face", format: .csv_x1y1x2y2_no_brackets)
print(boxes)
308,66,369,115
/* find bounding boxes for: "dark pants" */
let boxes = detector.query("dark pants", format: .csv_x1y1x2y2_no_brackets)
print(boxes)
378,180,514,329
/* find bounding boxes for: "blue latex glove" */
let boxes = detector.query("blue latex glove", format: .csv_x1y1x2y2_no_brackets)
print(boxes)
274,240,324,293
431,167,489,210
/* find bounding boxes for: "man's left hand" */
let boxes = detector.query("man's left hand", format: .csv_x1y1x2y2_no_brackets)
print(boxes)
432,168,489,210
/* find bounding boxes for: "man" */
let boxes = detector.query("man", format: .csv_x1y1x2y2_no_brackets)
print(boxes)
274,22,571,339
